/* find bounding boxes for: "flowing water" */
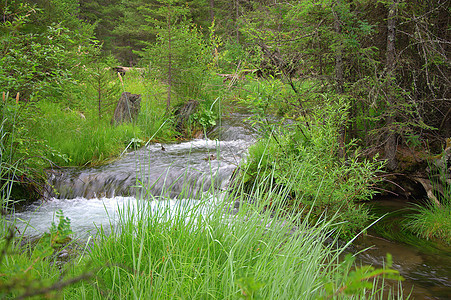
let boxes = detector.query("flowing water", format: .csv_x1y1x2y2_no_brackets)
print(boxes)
14,112,257,235
12,113,450,299
354,199,451,299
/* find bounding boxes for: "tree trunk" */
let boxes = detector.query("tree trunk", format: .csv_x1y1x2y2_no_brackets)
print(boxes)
209,0,215,23
384,0,399,170
98,74,102,120
167,9,172,112
235,0,239,43
333,1,346,159
333,2,344,94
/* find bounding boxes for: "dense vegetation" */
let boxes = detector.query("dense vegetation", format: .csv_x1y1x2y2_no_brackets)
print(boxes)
0,0,449,298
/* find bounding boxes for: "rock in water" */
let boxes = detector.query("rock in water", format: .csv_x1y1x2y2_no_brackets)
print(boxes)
111,92,141,125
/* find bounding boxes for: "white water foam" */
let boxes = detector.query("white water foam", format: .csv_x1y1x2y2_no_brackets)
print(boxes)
12,196,205,238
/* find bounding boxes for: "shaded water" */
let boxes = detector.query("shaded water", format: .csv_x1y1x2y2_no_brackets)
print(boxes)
353,199,451,299
355,233,451,299
13,113,450,298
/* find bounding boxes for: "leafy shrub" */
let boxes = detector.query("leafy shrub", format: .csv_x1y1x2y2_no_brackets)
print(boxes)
0,1,98,101
240,98,384,237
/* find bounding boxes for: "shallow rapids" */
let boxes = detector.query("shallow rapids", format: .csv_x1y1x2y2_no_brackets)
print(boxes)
9,112,451,299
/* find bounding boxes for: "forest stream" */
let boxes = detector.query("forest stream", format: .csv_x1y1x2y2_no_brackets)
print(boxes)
13,113,450,299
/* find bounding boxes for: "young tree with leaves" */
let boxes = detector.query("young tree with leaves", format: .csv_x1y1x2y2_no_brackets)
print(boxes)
0,0,99,101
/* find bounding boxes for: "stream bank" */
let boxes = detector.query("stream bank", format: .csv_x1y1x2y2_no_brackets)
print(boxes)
354,197,450,299
12,112,450,299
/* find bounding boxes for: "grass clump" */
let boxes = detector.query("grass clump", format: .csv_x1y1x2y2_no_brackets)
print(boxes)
404,147,451,245
0,194,403,299
405,197,451,245
406,203,451,245
61,191,401,299
28,100,142,166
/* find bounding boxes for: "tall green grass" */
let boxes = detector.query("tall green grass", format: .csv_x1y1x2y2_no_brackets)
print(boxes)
62,190,402,299
27,100,141,166
406,202,451,245
25,70,178,167
1,138,404,299
404,156,451,245
405,182,451,245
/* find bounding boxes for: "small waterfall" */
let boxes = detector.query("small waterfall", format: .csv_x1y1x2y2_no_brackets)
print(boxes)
14,113,256,236
45,113,257,200
11,113,451,298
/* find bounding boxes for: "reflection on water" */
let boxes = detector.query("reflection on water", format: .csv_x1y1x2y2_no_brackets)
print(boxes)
353,199,451,299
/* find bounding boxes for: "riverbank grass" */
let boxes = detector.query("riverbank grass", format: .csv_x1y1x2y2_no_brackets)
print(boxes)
405,168,451,245
1,175,404,299
61,193,401,299
26,71,176,166
406,201,451,245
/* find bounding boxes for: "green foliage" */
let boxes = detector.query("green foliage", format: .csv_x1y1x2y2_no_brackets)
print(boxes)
405,202,451,245
218,41,254,73
29,210,74,262
21,69,179,166
86,57,121,120
236,276,264,299
403,138,451,244
0,93,65,203
27,101,142,166
405,161,451,245
62,193,402,299
0,0,99,101
0,211,83,299
0,235,59,299
192,106,217,129
42,209,74,249
324,253,404,298
238,78,292,126
240,97,384,237
138,2,215,102
143,23,212,100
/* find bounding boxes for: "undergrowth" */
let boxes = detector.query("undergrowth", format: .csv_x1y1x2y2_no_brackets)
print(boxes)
59,191,403,299
238,95,384,238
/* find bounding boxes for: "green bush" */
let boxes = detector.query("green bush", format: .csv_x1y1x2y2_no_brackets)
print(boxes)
240,97,384,237
0,209,92,299
0,1,98,101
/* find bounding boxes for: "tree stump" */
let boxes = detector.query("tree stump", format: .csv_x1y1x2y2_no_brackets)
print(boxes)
174,100,199,134
111,92,141,125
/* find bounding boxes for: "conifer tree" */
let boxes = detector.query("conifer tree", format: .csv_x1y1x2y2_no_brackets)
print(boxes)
138,0,211,109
